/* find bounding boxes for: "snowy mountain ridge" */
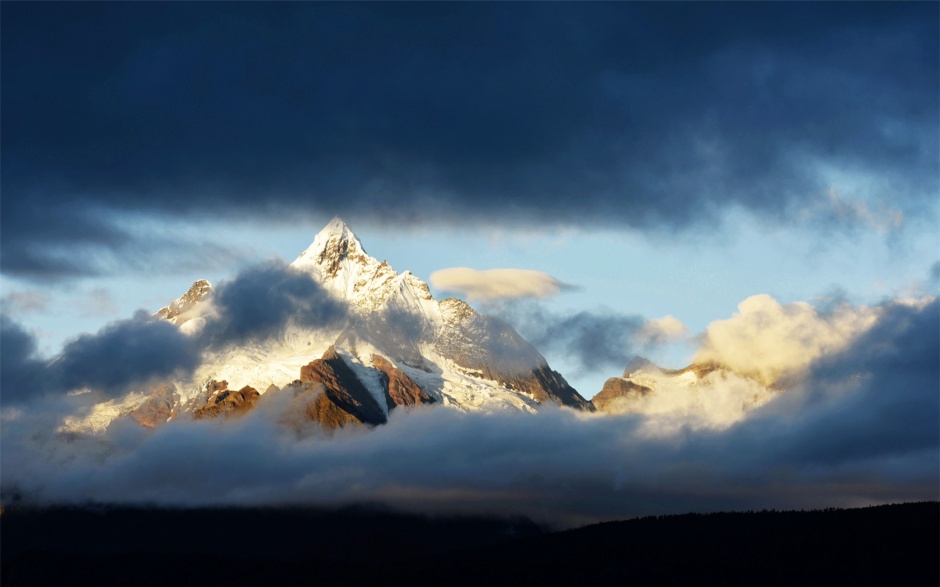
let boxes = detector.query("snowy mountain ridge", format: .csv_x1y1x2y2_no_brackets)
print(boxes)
62,218,590,433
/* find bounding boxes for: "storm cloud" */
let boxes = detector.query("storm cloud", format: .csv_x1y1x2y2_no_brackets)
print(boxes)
0,312,199,405
772,298,939,466
199,261,349,346
0,317,50,405
3,2,936,279
55,311,200,396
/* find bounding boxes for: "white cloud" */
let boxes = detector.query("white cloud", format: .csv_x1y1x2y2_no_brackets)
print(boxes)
430,267,569,301
693,294,880,386
634,315,690,345
601,368,775,436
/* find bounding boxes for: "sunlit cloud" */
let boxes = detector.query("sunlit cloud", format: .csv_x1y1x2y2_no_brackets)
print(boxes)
430,267,571,301
693,294,882,386
634,315,690,346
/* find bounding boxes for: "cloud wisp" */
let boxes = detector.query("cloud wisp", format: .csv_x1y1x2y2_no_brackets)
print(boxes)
634,315,690,346
0,290,52,314
488,303,688,375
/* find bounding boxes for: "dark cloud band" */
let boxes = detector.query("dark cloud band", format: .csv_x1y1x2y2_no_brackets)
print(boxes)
2,3,937,279
0,312,199,404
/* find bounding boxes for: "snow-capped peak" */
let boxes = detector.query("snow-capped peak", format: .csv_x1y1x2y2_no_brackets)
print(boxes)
289,217,420,315
64,217,593,434
291,216,371,275
155,279,213,325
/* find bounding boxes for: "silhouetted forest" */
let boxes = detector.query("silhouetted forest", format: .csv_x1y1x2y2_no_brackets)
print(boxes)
2,502,937,586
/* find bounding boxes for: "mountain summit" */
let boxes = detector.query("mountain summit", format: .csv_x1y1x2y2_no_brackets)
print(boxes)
291,217,372,280
64,218,591,433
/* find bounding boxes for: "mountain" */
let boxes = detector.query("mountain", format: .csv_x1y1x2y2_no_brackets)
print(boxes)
155,279,212,324
62,218,591,433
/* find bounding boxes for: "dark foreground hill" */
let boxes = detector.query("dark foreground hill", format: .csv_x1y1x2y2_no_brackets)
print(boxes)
2,502,937,586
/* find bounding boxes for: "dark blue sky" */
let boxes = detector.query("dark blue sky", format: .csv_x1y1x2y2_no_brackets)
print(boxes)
2,2,937,279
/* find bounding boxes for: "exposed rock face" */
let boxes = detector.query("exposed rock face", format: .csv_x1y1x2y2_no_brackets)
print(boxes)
262,377,364,432
301,386,365,429
591,378,652,412
372,354,434,408
436,298,593,411
191,350,434,431
275,349,433,431
300,347,386,426
156,279,212,323
207,380,229,394
128,383,180,428
194,381,260,419
500,365,594,412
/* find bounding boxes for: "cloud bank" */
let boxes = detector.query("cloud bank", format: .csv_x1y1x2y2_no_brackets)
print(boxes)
1,298,935,526
1,312,199,405
3,2,936,279
430,267,570,301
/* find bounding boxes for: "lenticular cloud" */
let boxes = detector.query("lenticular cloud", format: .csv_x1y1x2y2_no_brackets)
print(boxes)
430,267,569,301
